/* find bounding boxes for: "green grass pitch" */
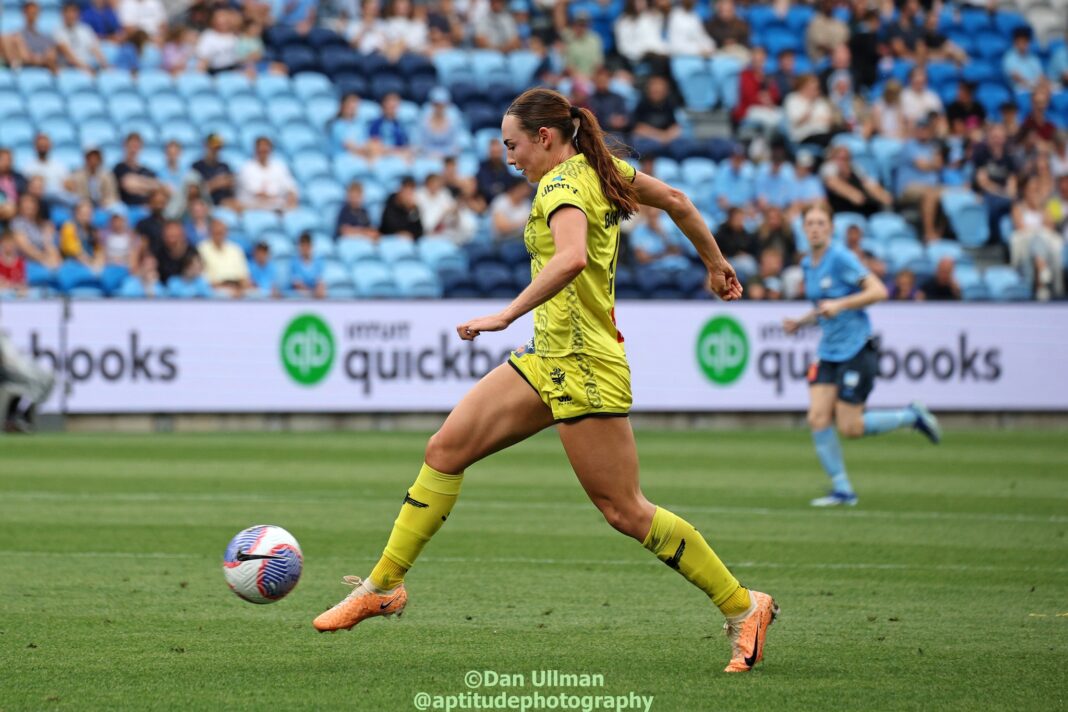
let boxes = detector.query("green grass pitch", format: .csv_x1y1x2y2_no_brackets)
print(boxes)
2,429,1066,711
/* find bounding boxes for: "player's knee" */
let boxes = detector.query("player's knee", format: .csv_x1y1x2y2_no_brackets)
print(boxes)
837,418,865,439
424,429,467,474
596,498,646,539
807,410,832,431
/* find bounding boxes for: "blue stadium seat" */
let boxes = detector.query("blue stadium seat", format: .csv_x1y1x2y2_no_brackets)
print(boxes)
266,95,306,128
984,265,1029,300
304,93,341,129
255,74,293,101
291,150,332,183
0,90,24,119
214,71,253,97
186,92,226,124
279,122,322,154
472,261,513,294
292,72,334,101
159,119,199,148
135,69,174,97
886,236,925,273
108,93,146,123
377,235,418,264
283,206,323,239
352,260,400,298
868,211,915,243
976,82,1012,115
320,46,362,80
507,50,541,90
56,69,95,96
371,155,412,187
960,283,990,301
418,237,467,273
941,190,990,247
304,176,346,210
953,263,981,289
973,30,1010,61
411,157,445,182
79,118,119,149
711,55,745,110
433,50,472,87
680,157,717,184
96,69,134,95
393,261,442,298
333,153,370,184
57,261,103,293
337,237,378,264
37,116,77,145
27,91,66,121
927,240,966,265
833,212,869,241
15,67,54,94
960,60,999,86
265,232,294,260
243,210,282,238
785,4,815,32
148,94,187,123
227,94,266,124
869,137,904,187
321,260,353,290
470,49,509,88
282,47,321,76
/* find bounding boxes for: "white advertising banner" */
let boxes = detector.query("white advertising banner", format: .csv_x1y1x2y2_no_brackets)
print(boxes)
2,301,1066,413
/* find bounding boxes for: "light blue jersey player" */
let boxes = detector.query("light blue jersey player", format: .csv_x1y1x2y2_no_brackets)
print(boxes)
784,205,941,507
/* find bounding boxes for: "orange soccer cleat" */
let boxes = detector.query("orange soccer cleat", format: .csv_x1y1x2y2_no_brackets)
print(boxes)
722,590,779,673
312,576,408,632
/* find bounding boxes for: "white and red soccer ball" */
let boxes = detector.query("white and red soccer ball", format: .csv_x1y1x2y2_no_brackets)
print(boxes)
223,525,303,604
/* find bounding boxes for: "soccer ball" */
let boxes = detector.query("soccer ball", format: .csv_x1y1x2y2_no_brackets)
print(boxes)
223,525,303,604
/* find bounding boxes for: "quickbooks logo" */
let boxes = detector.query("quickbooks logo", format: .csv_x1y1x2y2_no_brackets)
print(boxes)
281,314,335,386
696,315,748,386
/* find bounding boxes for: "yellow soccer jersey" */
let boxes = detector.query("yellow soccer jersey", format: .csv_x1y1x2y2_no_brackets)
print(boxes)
524,153,635,358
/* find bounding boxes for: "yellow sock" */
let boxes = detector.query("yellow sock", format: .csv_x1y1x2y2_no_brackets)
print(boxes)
370,463,464,589
641,506,751,618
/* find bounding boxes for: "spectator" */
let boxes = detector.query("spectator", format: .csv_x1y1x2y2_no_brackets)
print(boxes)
156,219,194,284
733,46,782,132
184,197,211,247
615,0,669,72
630,75,683,158
475,0,520,52
713,145,754,212
427,0,463,52
756,206,796,266
705,0,749,62
1048,173,1068,239
238,137,299,211
112,28,148,73
24,134,73,208
628,206,685,266
58,199,102,268
821,144,893,217
0,148,29,224
588,66,631,137
787,151,826,215
716,207,759,279
162,26,196,74
1002,27,1043,93
11,194,60,269
336,182,379,240
55,1,108,71
477,140,514,203
191,134,238,209
557,10,603,80
331,93,368,156
896,118,946,242
167,252,214,298
158,141,188,195
945,81,986,140
117,0,167,41
490,180,532,243
0,230,28,296
770,49,798,102
137,188,170,259
848,8,880,90
289,232,326,298
418,88,466,159
68,149,119,208
114,133,164,207
7,2,58,72
101,210,139,274
871,79,907,139
347,0,388,55
890,269,923,300
273,0,318,35
131,253,164,296
198,218,252,297
248,241,279,297
919,7,967,65
366,93,413,162
80,0,122,41
756,247,785,291
755,143,795,211
666,0,714,57
1052,133,1068,183
1010,175,1064,300
1049,30,1068,89
880,0,923,62
920,256,961,300
999,101,1021,138
784,74,835,147
440,156,478,203
196,8,240,74
823,44,859,128
1018,85,1056,151
384,0,429,54
900,66,943,126
415,173,458,238
380,177,423,239
972,123,1018,244
806,0,849,62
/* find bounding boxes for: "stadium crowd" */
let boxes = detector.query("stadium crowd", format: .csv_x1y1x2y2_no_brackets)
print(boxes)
0,0,1066,301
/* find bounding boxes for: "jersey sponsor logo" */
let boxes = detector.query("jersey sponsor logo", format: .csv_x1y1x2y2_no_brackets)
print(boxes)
843,370,861,388
541,182,579,197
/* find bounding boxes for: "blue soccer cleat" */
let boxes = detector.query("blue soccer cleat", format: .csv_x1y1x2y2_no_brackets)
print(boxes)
909,402,941,444
810,491,858,507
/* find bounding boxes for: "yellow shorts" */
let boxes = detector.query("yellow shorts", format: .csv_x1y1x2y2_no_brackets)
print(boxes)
508,341,632,422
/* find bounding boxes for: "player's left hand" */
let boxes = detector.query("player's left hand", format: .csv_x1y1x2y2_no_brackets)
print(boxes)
707,260,744,301
817,299,843,319
457,313,511,340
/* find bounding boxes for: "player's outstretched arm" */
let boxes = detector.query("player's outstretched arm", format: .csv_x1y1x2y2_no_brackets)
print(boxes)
631,171,742,301
817,274,889,319
457,207,588,341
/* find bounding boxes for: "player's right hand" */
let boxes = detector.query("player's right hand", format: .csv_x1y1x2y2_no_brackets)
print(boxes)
707,260,743,301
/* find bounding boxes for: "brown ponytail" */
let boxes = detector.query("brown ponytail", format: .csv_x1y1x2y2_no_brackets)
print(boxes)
506,88,639,219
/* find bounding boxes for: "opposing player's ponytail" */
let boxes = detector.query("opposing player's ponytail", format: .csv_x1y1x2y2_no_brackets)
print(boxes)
506,88,639,219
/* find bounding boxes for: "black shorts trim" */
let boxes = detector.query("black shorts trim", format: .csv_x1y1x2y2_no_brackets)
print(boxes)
555,411,630,424
508,360,540,397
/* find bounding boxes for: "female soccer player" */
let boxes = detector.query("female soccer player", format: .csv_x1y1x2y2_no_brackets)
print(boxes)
314,88,779,673
784,204,941,507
